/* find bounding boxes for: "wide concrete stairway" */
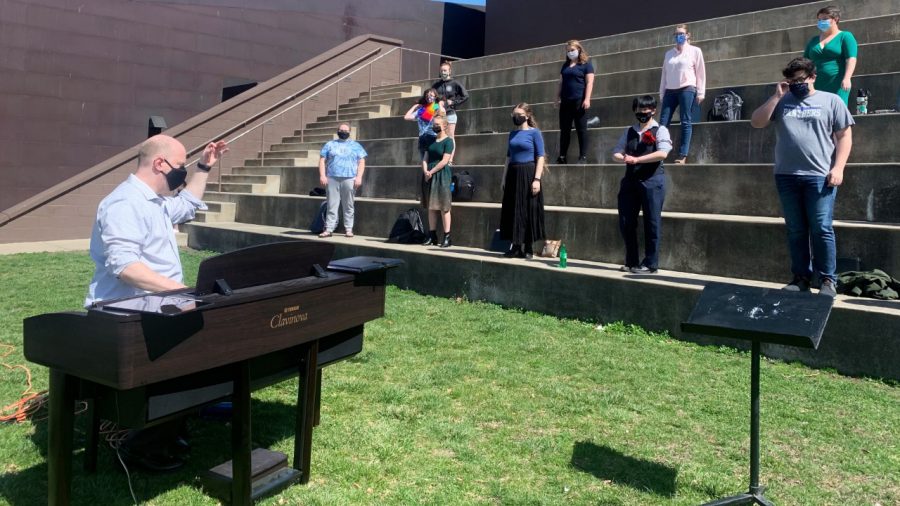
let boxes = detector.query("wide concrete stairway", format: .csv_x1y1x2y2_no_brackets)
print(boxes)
187,0,900,379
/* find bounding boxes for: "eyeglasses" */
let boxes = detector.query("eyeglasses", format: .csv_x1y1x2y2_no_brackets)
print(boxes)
787,76,810,84
162,159,186,172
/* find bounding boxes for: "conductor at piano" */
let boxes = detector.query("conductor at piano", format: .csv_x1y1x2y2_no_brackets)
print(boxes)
85,134,228,470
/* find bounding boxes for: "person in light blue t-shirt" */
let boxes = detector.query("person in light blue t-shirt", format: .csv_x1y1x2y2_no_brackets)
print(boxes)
751,57,854,297
317,123,367,238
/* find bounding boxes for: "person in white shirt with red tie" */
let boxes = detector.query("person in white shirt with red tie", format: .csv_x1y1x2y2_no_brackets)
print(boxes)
658,23,706,164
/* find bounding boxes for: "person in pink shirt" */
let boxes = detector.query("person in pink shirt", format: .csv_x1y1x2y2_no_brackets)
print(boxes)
658,24,706,164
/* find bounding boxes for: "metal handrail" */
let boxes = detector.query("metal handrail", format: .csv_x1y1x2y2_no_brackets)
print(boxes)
188,46,461,166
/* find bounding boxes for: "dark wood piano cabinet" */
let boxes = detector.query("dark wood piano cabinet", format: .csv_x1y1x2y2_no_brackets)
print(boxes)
23,242,400,505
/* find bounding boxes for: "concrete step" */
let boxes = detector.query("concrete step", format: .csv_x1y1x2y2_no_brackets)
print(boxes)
260,150,318,160
270,163,900,223
314,110,387,123
293,125,355,136
368,83,423,95
347,114,899,166
193,201,236,223
205,182,274,194
269,142,322,153
450,13,900,80
348,91,419,104
452,1,900,74
244,157,311,167
353,72,900,139
193,193,900,284
328,104,391,116
218,174,281,193
456,40,900,95
184,220,900,381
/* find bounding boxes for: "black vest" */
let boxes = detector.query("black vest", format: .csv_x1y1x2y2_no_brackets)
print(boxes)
625,126,664,181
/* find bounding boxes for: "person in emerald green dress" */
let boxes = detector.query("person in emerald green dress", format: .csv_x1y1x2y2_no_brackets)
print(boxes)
803,6,858,105
421,115,455,248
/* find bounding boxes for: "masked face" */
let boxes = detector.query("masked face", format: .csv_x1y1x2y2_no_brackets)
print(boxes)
674,33,687,45
789,82,811,98
634,111,653,124
337,130,350,140
817,19,832,31
432,124,442,133
162,159,188,191
440,69,450,80
566,49,579,61
512,114,527,126
426,94,436,103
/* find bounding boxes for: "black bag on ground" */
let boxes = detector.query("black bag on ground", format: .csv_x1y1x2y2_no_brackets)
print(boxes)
708,90,743,121
309,201,328,234
388,208,426,244
452,171,476,201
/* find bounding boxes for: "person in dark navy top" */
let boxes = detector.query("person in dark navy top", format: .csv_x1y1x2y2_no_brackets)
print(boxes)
556,39,595,164
500,103,546,259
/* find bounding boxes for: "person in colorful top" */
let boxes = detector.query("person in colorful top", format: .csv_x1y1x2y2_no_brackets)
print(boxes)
658,23,706,164
750,57,854,297
500,103,546,259
611,96,673,274
431,60,468,164
803,6,858,106
404,88,446,161
317,123,367,238
421,115,455,248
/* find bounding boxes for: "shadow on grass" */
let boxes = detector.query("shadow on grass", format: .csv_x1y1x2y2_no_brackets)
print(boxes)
2,398,303,506
570,441,677,497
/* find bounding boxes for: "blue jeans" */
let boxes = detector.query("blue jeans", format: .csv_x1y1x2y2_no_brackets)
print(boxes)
775,175,837,283
659,86,699,158
618,172,666,269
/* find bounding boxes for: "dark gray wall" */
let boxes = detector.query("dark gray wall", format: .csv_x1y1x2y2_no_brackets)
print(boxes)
0,0,444,211
484,0,817,54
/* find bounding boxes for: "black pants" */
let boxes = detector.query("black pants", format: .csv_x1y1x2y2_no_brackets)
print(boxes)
558,99,587,159
618,172,666,269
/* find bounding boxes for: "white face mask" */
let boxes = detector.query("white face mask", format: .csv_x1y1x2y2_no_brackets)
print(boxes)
566,50,579,60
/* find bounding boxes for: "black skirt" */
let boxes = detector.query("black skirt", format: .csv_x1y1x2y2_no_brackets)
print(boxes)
499,162,545,245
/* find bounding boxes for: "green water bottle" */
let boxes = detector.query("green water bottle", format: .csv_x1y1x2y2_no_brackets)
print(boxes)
558,243,567,268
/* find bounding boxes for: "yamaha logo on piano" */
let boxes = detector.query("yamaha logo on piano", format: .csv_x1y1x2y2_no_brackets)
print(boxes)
270,305,309,329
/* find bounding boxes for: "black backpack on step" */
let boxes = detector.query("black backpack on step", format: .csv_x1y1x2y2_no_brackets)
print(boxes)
452,171,476,201
309,201,328,234
708,90,743,121
388,208,426,244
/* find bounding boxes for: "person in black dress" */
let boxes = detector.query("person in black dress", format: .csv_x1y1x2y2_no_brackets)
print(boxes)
556,39,595,164
500,103,546,258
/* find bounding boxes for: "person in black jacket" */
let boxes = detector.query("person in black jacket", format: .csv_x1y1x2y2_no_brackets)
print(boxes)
431,60,468,164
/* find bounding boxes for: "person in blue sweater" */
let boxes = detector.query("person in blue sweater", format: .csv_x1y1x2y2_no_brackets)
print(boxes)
500,103,546,259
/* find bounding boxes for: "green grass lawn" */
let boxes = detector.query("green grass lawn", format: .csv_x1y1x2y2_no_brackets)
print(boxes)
0,250,897,505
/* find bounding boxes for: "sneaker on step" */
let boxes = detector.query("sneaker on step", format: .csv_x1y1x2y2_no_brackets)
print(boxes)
782,276,810,292
819,279,837,298
630,265,658,274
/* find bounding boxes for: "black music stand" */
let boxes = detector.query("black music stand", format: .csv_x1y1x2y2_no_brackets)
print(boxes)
681,282,833,506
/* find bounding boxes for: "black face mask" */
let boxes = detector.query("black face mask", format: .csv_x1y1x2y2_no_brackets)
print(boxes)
432,125,442,133
162,160,187,191
336,131,350,140
635,112,653,124
789,82,810,99
512,115,527,126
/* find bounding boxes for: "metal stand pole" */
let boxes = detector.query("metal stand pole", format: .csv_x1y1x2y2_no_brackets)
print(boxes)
701,340,774,506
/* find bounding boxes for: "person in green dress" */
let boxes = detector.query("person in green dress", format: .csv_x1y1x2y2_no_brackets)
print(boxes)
421,115,455,248
803,6,858,105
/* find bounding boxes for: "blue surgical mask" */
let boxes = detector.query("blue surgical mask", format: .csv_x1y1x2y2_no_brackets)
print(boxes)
675,33,687,44
817,19,831,31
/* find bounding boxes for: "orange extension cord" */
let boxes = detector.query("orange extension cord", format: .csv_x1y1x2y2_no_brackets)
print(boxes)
0,344,48,422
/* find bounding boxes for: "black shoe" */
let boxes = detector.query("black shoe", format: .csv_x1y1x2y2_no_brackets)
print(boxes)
440,233,452,248
555,156,567,164
577,156,588,164
422,231,438,246
503,244,522,258
819,279,837,297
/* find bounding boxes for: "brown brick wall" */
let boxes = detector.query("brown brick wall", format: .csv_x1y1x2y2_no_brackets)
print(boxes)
0,0,443,212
